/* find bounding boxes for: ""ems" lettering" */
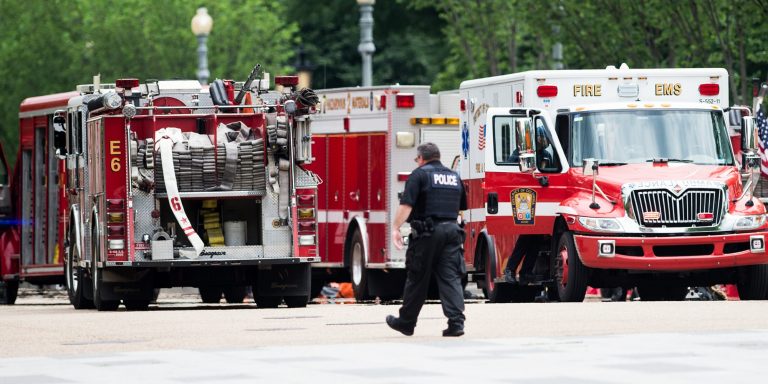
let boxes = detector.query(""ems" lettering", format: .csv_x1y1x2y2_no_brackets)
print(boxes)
433,174,458,186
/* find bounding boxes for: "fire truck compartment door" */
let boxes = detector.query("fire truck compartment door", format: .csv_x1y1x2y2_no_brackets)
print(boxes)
0,143,9,213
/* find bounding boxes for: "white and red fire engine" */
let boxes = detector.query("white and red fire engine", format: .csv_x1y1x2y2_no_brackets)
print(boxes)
1,66,322,310
305,86,460,300
459,65,768,302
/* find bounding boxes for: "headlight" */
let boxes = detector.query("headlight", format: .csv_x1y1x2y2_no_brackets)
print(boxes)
578,217,624,232
734,214,767,230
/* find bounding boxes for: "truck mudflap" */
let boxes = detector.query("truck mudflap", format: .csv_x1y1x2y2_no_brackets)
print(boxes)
574,231,768,271
256,263,310,297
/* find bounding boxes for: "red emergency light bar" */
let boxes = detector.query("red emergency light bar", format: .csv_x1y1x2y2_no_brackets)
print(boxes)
537,85,558,98
116,78,139,89
460,99,466,112
380,94,387,110
275,76,299,87
699,83,719,96
396,93,415,108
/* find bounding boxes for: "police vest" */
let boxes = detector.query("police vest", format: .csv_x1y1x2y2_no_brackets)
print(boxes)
415,162,463,220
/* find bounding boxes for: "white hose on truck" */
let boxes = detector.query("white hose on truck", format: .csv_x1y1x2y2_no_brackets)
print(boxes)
155,128,205,258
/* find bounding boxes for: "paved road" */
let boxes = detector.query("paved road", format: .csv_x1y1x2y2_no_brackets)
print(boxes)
1,293,766,383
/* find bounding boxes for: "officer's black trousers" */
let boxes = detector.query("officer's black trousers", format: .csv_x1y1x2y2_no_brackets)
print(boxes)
399,222,466,328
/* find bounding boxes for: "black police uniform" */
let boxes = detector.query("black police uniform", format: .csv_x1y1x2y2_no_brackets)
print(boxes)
398,160,467,331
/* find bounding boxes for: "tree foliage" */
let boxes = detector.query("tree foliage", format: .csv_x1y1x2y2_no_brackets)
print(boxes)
0,0,296,167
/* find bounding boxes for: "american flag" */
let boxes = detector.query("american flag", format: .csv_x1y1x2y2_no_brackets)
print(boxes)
478,123,486,150
757,106,768,177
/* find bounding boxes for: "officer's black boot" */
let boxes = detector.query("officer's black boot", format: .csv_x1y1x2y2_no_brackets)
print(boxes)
442,322,464,337
386,315,414,336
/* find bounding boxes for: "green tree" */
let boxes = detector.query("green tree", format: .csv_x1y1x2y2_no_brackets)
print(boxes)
0,0,297,168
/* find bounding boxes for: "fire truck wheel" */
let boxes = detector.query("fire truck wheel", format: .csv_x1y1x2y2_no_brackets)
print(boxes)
255,295,282,308
482,240,509,303
199,286,223,303
0,281,18,305
284,295,309,308
65,240,94,309
123,299,150,311
554,231,588,302
223,286,248,304
737,264,768,300
349,230,372,301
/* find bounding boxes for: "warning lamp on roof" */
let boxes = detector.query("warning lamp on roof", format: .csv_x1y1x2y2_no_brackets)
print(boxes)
116,78,139,89
699,83,720,96
380,94,387,110
396,93,415,108
275,76,299,87
537,85,558,98
460,99,466,112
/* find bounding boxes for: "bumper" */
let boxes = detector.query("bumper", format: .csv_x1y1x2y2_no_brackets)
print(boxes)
106,257,316,268
574,231,768,271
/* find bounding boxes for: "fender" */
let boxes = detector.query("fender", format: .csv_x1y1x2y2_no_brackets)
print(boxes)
349,215,371,267
0,226,20,279
68,204,83,265
90,206,102,265
474,228,497,272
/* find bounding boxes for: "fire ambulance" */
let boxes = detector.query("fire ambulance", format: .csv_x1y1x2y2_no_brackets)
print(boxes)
306,86,460,300
1,67,321,310
459,65,768,302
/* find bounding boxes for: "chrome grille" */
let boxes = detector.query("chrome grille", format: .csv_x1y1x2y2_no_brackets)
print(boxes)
631,188,724,227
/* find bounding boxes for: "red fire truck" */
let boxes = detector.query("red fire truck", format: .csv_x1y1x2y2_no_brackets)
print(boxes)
1,67,321,310
459,65,768,302
306,86,460,300
0,91,76,304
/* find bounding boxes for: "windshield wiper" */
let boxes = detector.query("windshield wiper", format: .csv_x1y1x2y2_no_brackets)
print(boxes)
646,158,693,163
597,161,628,166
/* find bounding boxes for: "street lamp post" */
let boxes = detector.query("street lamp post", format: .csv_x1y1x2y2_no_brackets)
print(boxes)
191,7,213,85
357,0,375,87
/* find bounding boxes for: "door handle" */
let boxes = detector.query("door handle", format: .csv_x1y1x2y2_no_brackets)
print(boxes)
487,192,498,214
349,190,360,202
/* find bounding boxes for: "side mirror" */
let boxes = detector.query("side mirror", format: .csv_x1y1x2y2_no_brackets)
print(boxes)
53,110,67,158
515,118,536,172
741,116,757,152
518,153,536,173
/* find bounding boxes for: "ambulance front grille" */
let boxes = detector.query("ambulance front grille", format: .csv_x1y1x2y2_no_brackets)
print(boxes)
630,188,725,227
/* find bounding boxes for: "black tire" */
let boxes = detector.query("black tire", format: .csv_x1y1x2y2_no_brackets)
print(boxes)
636,283,687,301
349,230,372,301
199,286,223,303
284,295,309,308
553,231,589,302
123,299,150,311
255,295,282,308
65,233,94,309
92,221,119,312
482,238,509,303
223,286,248,304
737,264,768,300
0,281,18,305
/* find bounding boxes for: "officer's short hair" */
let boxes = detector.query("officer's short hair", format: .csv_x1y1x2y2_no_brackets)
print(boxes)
417,142,440,161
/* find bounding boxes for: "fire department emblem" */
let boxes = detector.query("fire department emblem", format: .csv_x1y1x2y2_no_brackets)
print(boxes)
511,188,536,225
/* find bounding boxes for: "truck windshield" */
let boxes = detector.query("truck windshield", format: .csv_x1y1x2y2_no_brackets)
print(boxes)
571,109,734,166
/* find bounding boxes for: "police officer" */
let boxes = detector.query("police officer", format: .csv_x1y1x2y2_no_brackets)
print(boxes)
386,142,467,337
